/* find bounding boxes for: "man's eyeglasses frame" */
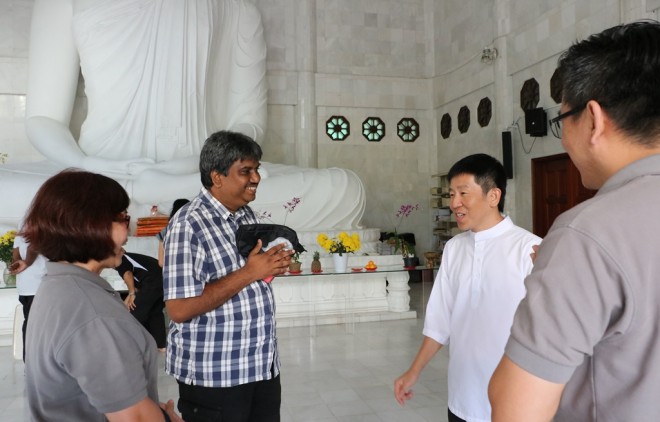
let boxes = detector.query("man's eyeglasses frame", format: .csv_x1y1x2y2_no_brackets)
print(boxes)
549,103,586,139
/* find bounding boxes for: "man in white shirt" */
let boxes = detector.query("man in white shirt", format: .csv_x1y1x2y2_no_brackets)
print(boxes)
394,153,540,422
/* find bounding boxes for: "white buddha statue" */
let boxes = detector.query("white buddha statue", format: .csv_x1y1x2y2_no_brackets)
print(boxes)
0,0,365,231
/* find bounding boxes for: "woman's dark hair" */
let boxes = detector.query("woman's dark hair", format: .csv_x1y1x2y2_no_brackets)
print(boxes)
170,198,190,219
447,153,507,213
21,169,129,263
199,130,262,188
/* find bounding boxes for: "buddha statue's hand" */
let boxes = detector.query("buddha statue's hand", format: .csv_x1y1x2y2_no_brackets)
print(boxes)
81,156,156,176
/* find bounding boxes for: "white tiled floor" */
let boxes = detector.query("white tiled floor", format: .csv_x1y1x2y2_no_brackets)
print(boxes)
0,281,449,421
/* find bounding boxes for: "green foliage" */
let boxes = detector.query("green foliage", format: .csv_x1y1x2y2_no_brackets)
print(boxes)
387,232,415,257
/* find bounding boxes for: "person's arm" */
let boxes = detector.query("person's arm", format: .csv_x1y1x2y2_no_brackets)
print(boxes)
105,396,183,422
160,400,184,422
59,316,184,422
25,0,156,176
9,247,27,274
393,336,443,406
25,0,82,167
165,240,292,323
121,271,137,311
158,240,165,268
530,244,540,263
488,356,565,422
23,245,39,267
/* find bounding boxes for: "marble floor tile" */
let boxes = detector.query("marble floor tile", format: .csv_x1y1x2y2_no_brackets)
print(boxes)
0,281,449,421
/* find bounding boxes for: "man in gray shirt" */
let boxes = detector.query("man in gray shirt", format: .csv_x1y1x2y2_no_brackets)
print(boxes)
489,20,660,421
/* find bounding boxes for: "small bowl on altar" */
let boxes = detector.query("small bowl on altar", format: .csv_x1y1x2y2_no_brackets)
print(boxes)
351,267,364,272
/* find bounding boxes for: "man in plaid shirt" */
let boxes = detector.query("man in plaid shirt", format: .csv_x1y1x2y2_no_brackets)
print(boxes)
163,130,293,421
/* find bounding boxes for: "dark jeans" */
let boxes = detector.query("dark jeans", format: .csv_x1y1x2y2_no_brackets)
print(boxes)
177,375,281,422
448,408,466,422
18,295,34,362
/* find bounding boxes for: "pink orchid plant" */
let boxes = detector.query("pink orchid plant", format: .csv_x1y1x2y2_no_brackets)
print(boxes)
390,203,420,257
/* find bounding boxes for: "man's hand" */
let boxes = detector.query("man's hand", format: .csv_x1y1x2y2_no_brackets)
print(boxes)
530,244,540,263
9,260,27,275
394,370,419,406
166,240,293,323
81,155,156,176
243,240,293,282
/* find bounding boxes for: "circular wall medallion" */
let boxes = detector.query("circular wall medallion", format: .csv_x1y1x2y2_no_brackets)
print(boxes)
457,106,470,133
477,97,492,127
325,115,350,141
440,113,452,139
520,78,540,111
362,117,385,142
397,118,419,142
550,68,562,104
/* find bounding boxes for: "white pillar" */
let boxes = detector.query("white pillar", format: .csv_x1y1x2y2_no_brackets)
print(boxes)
386,271,411,312
294,0,318,167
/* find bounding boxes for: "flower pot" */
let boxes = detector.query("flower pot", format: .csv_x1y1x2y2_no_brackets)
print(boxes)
332,253,348,273
288,261,302,273
403,257,418,269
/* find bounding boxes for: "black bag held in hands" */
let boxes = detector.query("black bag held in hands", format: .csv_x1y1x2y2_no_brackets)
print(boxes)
236,224,306,258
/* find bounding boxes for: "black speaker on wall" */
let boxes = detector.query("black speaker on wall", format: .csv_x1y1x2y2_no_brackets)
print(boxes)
524,107,547,137
502,131,513,179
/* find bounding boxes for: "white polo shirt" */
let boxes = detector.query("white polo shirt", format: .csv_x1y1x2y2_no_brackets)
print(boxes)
424,216,540,422
13,235,47,296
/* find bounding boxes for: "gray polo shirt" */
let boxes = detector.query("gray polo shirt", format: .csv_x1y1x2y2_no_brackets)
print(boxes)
506,154,660,421
26,262,159,421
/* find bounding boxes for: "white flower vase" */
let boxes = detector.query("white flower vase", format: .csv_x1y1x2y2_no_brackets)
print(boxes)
332,253,348,273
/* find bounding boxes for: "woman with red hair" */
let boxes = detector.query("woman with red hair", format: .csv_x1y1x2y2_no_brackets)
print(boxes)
22,169,181,421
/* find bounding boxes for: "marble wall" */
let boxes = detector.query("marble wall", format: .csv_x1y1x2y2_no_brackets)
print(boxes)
1,0,659,255
0,1,32,163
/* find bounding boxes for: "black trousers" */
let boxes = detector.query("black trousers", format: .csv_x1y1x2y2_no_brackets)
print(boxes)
130,277,166,348
18,295,34,362
177,375,281,422
448,408,467,422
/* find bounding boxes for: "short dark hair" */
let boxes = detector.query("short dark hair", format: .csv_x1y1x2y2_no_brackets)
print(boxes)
22,169,129,263
170,198,190,219
447,153,507,213
199,131,263,188
558,20,660,145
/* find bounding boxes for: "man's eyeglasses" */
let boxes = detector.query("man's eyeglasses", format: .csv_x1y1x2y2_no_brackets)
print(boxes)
549,103,586,139
114,212,131,227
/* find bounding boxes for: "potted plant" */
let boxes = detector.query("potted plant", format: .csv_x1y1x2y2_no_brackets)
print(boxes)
0,229,17,286
288,251,302,273
401,240,418,269
256,196,301,226
257,196,305,274
311,251,322,273
384,203,420,254
317,232,361,273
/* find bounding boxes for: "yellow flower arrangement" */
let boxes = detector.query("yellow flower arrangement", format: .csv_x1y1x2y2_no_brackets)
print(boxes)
0,230,17,265
317,232,361,256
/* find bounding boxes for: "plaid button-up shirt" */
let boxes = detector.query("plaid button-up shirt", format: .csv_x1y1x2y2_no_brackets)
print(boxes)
163,188,279,387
